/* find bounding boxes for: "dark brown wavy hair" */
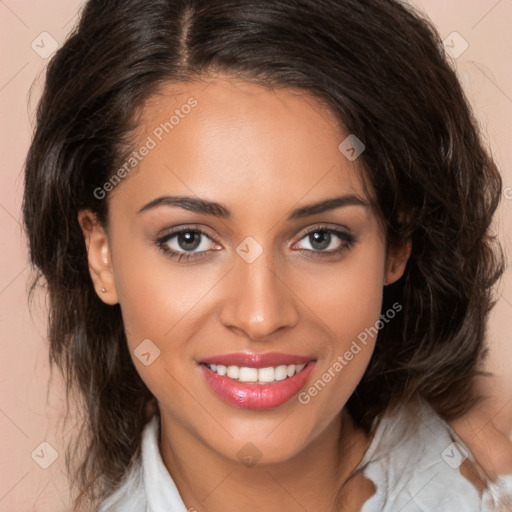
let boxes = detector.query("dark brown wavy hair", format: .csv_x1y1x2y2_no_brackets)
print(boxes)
23,0,505,509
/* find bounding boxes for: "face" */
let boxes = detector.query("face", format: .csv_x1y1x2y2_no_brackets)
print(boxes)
79,76,409,465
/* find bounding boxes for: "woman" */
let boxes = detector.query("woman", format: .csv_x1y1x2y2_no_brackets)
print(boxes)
23,0,512,510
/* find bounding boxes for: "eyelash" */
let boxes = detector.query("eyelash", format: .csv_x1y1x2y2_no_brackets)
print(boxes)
155,224,357,263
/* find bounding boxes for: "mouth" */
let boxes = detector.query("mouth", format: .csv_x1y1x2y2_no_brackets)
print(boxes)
198,352,316,410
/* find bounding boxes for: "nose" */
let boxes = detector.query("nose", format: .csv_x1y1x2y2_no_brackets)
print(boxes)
219,252,300,341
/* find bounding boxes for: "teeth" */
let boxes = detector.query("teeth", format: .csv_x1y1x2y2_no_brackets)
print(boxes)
239,367,258,382
258,367,275,382
227,366,239,379
205,363,308,383
275,365,288,381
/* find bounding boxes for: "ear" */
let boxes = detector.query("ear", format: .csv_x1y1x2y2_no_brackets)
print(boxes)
384,240,411,286
77,209,119,305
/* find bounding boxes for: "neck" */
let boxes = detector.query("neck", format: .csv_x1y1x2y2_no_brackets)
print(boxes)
159,408,372,512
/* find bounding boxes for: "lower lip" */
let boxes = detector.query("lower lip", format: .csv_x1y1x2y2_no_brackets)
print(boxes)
199,362,316,410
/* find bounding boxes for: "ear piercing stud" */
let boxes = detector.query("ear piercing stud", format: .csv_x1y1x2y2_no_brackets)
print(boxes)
101,287,107,293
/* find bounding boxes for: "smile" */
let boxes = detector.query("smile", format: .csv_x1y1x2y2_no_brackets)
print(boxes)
199,352,316,409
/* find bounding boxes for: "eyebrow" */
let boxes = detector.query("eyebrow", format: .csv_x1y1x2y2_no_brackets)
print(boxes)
137,194,368,220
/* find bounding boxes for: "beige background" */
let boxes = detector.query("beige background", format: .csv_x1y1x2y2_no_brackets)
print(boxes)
0,1,511,510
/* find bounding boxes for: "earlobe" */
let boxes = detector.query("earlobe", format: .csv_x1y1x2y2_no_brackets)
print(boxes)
77,210,119,305
384,240,412,286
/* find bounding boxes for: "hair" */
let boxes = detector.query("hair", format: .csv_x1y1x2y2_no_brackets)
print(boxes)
23,0,505,509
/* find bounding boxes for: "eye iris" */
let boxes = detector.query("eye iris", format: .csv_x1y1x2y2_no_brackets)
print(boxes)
178,231,201,251
310,231,330,250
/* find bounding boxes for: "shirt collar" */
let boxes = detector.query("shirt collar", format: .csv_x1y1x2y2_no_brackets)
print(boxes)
141,414,189,512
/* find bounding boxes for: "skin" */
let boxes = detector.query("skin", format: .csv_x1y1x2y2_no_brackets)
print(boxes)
449,378,512,483
78,75,429,511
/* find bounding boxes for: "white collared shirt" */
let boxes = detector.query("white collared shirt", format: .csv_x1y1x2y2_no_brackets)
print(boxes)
99,400,512,511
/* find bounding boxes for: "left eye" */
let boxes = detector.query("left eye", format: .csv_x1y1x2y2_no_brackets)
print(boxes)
294,228,354,253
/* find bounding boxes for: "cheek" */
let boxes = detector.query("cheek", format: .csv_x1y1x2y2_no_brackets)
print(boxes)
112,255,218,403
295,242,385,415
116,260,220,348
305,239,386,347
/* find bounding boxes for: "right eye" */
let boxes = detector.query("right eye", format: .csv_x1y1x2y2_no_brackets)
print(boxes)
155,226,221,262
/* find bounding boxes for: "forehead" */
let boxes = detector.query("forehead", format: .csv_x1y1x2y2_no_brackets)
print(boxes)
111,77,371,220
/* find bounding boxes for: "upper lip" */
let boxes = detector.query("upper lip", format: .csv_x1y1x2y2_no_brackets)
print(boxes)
200,352,315,368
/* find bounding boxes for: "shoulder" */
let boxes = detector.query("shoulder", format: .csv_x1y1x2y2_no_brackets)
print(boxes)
356,398,511,512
